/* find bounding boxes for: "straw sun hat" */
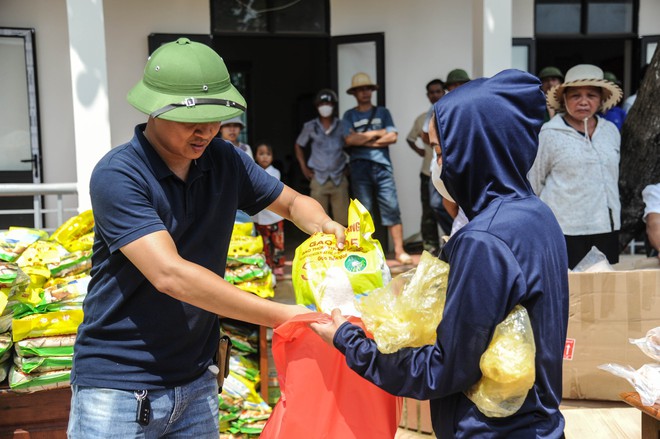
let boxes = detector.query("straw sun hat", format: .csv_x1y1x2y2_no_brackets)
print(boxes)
346,72,378,94
546,64,622,113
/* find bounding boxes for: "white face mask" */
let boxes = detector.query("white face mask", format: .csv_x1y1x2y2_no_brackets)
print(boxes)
430,158,455,203
317,104,333,118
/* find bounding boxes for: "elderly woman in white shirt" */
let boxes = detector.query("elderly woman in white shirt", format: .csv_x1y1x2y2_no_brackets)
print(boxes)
528,64,622,269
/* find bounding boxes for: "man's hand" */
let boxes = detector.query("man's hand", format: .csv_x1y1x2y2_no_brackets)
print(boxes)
406,140,425,157
310,308,349,346
301,165,315,181
322,220,347,249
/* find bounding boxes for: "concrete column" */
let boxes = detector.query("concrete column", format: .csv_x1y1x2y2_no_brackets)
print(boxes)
66,0,112,211
472,0,513,77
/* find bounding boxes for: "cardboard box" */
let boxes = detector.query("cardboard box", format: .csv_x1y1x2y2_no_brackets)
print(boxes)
563,259,660,401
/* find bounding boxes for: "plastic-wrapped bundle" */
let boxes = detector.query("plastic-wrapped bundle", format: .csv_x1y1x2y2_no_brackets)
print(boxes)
356,251,449,354
598,326,660,406
629,326,660,362
465,305,536,417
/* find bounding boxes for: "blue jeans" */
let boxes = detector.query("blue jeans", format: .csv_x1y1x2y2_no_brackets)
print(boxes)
68,367,219,438
349,159,401,226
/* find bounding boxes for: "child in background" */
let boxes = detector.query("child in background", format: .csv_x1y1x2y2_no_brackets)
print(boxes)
252,142,286,277
219,116,253,159
220,116,253,223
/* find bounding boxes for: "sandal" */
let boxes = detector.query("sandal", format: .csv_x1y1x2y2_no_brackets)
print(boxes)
396,252,413,265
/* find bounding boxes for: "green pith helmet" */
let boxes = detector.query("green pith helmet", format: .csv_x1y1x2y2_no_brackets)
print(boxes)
445,69,471,86
538,66,564,80
127,38,246,123
603,71,622,86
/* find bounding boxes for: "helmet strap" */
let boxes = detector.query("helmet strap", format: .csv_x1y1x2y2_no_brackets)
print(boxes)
150,97,246,119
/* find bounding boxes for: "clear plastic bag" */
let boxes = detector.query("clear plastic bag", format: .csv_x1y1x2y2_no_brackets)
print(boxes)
572,246,614,272
465,305,536,418
598,363,660,406
598,326,660,406
629,327,660,362
355,251,449,354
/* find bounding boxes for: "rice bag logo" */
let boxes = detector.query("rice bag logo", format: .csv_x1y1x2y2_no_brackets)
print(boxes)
344,255,367,272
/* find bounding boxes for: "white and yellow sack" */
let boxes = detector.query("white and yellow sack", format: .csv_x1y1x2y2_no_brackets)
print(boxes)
292,199,390,312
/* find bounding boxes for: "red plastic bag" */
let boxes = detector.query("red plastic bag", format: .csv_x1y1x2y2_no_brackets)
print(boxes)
261,313,402,438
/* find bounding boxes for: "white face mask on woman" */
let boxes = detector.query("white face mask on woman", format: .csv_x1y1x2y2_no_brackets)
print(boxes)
317,104,333,118
430,158,455,203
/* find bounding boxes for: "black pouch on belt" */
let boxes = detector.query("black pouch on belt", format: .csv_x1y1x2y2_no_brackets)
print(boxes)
216,335,232,389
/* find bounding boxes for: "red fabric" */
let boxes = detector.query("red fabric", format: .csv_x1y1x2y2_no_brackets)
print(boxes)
261,313,402,438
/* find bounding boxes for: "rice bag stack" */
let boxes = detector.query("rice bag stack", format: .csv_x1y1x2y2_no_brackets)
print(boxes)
226,222,274,298
9,334,77,393
219,320,272,438
3,210,94,392
8,276,88,392
9,275,89,392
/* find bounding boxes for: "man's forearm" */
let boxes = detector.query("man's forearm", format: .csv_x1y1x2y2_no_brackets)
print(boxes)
365,131,397,147
288,193,334,235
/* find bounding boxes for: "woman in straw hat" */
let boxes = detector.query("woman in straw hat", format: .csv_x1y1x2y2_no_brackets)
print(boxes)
528,64,623,269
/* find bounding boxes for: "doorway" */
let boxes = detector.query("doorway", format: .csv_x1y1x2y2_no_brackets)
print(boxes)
0,28,43,229
536,38,628,87
213,35,331,248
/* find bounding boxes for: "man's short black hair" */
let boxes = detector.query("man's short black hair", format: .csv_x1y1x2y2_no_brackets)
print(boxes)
426,79,445,91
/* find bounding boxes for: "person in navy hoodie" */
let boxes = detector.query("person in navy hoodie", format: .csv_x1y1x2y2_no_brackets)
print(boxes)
312,69,569,438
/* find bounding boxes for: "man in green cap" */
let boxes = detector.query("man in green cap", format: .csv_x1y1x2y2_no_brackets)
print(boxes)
601,71,626,131
538,66,564,121
68,38,345,438
445,68,471,91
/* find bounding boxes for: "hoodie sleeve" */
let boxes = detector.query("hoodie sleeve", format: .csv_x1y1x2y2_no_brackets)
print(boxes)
334,230,526,400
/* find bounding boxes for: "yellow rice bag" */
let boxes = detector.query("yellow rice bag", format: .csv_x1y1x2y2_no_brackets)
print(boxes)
292,199,390,310
232,222,255,237
12,309,84,342
50,210,94,248
228,235,264,257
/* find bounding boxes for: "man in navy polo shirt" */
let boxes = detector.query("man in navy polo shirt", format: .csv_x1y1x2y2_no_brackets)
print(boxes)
68,38,345,438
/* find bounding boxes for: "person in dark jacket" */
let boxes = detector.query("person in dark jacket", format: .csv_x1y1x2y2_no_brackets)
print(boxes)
312,69,569,438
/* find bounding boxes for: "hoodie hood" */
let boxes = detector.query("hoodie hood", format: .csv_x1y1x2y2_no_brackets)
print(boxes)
433,69,545,219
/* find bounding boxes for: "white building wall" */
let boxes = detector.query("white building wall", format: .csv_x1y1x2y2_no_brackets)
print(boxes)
639,0,660,37
103,0,210,147
331,0,474,241
512,0,534,38
472,0,512,77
